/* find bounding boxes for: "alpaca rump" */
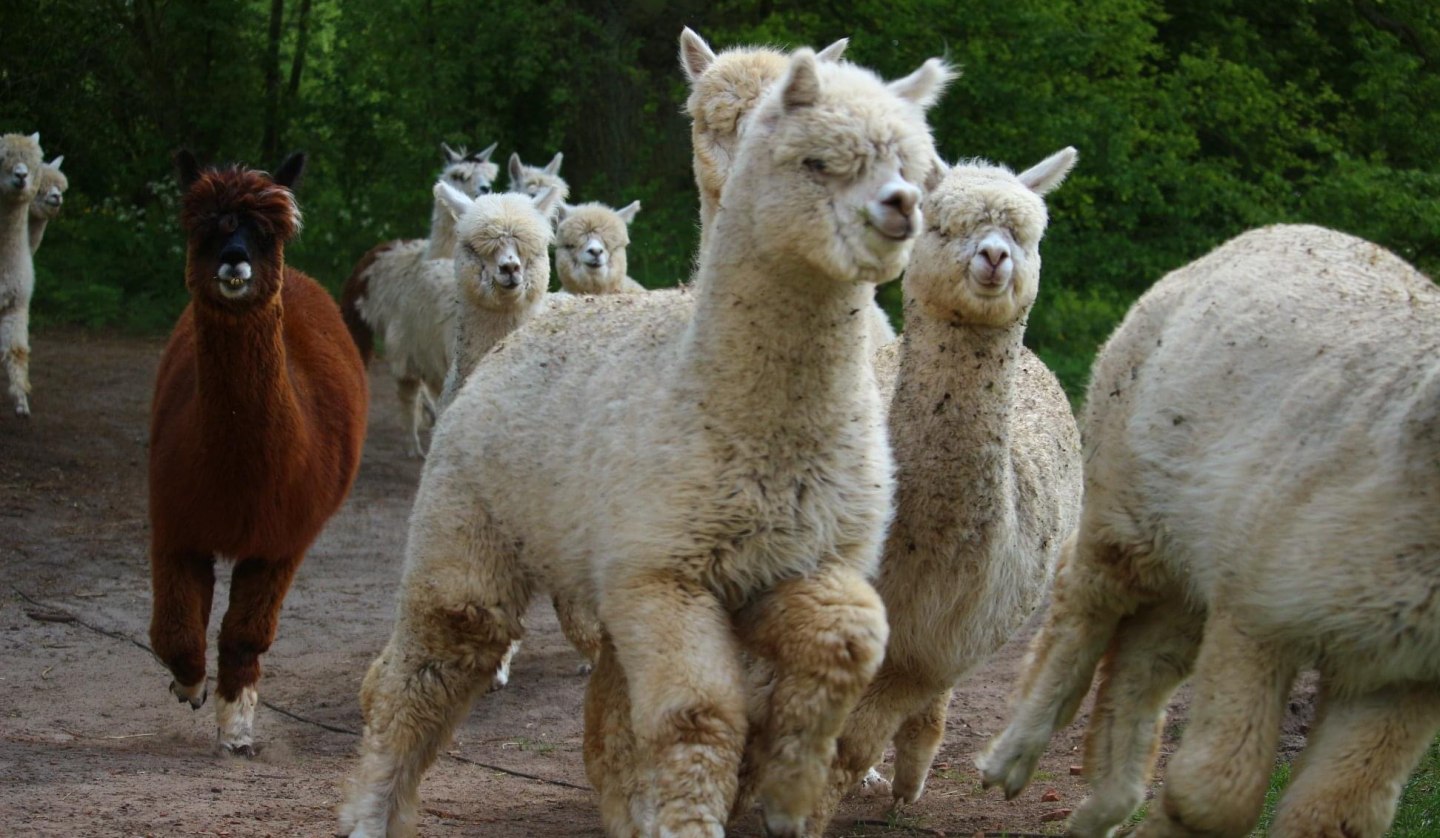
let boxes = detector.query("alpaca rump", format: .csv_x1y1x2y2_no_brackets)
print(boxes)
148,151,367,756
978,224,1440,838
340,48,951,838
0,132,44,417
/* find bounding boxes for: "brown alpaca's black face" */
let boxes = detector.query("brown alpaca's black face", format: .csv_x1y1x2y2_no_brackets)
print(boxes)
186,212,284,307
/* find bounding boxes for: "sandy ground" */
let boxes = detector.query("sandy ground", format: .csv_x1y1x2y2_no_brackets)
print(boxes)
0,330,1317,837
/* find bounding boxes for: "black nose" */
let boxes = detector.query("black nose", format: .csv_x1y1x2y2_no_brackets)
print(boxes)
219,244,248,265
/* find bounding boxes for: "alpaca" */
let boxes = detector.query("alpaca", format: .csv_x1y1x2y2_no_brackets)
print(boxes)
339,140,500,457
505,151,569,221
977,223,1440,838
679,27,896,349
553,200,645,295
148,151,367,755
339,49,952,838
0,132,44,417
28,155,67,254
796,150,1084,832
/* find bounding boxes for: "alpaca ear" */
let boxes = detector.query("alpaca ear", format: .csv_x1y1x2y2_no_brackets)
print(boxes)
888,58,956,111
434,180,474,221
508,152,525,186
274,152,307,190
679,27,717,81
531,186,561,219
1017,147,1078,196
174,149,202,190
782,49,821,110
442,142,463,164
816,37,849,63
544,152,564,176
28,132,39,145
49,155,64,171
555,202,571,223
473,140,499,163
925,155,949,193
616,200,641,224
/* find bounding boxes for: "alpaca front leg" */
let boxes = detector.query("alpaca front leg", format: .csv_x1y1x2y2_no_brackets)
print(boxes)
149,548,217,709
1269,682,1440,838
555,592,603,673
735,565,888,837
890,688,951,805
395,376,426,458
214,555,304,756
0,304,32,416
583,637,644,837
602,573,747,838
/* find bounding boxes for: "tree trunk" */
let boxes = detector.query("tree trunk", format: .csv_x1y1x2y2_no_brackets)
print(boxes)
262,0,285,163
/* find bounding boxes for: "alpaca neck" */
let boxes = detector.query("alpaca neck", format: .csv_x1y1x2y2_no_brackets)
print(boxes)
0,199,34,289
27,215,48,254
443,295,545,408
425,203,459,260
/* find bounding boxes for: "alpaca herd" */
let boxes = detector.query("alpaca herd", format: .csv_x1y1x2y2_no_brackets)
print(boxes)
6,22,1438,838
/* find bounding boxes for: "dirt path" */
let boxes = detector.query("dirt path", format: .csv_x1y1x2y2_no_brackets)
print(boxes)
0,330,1314,837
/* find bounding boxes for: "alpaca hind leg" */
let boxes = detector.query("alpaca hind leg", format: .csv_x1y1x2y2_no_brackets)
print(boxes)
555,592,603,673
583,636,644,837
149,548,217,708
0,304,32,416
1068,601,1203,837
395,375,425,458
891,688,952,805
1269,682,1440,838
735,565,889,837
1135,610,1295,838
601,571,747,838
976,534,1138,799
214,554,304,756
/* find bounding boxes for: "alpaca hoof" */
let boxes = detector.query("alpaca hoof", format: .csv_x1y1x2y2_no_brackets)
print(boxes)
170,678,208,709
575,661,593,676
15,403,30,418
858,767,891,796
221,741,257,758
975,736,1041,801
216,685,258,756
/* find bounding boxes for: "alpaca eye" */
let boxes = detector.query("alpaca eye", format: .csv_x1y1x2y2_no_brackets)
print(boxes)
479,185,491,194
450,173,464,181
803,158,828,174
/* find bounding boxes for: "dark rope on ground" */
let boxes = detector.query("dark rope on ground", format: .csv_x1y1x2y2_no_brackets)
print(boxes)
11,586,591,792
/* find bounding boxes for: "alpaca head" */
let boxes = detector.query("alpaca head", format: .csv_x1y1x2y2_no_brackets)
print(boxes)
727,50,952,286
435,181,557,313
439,141,500,199
679,28,848,227
553,200,640,294
907,148,1077,328
30,156,68,221
176,150,305,308
506,152,569,219
0,133,43,206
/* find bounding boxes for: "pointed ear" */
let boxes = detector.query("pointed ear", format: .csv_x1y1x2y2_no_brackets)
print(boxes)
274,152,307,189
174,149,202,190
27,132,39,145
615,200,641,224
816,37,848,63
544,152,564,176
925,155,949,193
532,186,560,219
49,155,64,171
679,27,717,81
781,49,821,110
434,180,474,221
474,140,498,163
1017,147,1078,196
508,152,525,185
888,58,956,111
442,142,463,163
555,202,572,223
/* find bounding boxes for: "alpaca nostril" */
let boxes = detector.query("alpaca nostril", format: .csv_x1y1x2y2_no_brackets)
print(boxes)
881,186,918,218
982,246,1009,267
499,261,520,276
219,245,248,265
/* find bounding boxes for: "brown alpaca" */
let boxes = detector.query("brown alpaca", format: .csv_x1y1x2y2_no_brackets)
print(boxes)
148,151,368,755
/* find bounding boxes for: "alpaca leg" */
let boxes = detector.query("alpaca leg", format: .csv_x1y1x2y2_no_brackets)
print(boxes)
1068,602,1203,837
1269,682,1440,838
601,572,747,838
340,496,531,838
214,555,304,756
734,565,889,837
583,636,643,838
890,688,951,805
148,548,217,708
488,640,520,691
555,592,603,673
0,304,33,416
1135,610,1295,838
395,375,424,458
976,534,1137,799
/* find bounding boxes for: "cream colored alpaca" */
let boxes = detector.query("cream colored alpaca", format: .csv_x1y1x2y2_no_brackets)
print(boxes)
977,223,1440,838
506,151,569,222
341,141,499,456
0,132,43,417
554,200,644,295
28,155,66,254
339,49,951,838
679,27,896,349
798,150,1084,832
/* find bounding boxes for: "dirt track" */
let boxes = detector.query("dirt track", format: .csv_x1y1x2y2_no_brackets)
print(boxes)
0,330,1316,836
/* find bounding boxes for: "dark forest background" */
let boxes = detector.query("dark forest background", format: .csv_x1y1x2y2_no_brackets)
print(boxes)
4,0,1439,396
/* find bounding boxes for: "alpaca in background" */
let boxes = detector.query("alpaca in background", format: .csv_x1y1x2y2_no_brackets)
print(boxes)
506,151,569,221
28,155,67,254
553,200,644,295
0,132,44,417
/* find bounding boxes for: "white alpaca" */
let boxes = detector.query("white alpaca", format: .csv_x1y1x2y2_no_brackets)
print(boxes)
506,151,569,222
339,49,952,838
977,223,1440,838
28,155,67,254
339,141,499,456
679,27,897,350
553,200,644,295
0,132,44,417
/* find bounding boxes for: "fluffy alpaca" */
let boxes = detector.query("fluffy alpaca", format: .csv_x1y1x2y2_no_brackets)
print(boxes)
553,200,645,295
0,132,44,417
339,140,500,456
148,151,367,755
977,223,1440,838
339,49,951,838
679,27,896,349
798,150,1083,831
506,151,569,222
27,155,67,254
